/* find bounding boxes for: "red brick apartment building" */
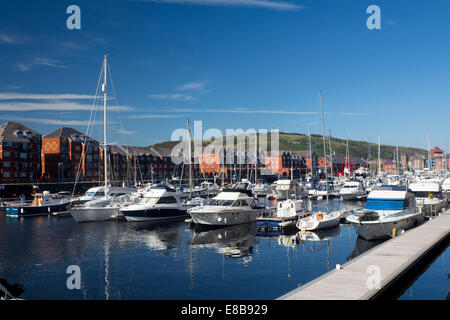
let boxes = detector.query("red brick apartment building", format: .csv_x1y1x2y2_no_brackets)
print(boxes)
41,127,104,181
0,122,42,182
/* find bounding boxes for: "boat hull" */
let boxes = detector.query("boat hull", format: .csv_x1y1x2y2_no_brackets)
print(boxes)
6,203,69,217
70,206,118,222
348,212,424,241
121,208,188,222
189,210,260,226
297,213,341,231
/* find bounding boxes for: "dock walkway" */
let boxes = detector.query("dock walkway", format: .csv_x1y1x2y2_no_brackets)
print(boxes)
278,212,450,300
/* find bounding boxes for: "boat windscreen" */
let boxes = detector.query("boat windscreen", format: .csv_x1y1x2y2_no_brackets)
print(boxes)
207,199,234,206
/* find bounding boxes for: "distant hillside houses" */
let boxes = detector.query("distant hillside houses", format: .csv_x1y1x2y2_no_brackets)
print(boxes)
0,121,447,183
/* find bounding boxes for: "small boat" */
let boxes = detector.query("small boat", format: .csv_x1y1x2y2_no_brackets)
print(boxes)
441,177,450,201
339,179,367,200
71,186,136,205
408,181,448,216
274,179,307,200
6,191,70,218
251,183,271,197
346,185,425,240
120,184,189,222
70,194,131,222
187,188,264,226
184,197,207,207
256,199,308,230
296,210,341,231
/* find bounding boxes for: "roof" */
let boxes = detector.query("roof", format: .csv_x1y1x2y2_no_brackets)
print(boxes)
43,126,85,139
0,121,41,142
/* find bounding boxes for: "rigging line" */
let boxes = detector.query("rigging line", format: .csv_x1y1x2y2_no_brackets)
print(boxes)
71,61,104,199
107,61,129,149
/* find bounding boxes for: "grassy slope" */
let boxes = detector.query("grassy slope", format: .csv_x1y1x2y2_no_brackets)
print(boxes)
150,132,427,160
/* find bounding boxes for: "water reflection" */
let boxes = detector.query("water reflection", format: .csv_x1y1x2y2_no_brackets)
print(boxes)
347,237,387,261
189,223,256,260
297,226,341,242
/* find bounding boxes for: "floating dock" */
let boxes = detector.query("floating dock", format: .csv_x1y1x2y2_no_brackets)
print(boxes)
278,211,450,300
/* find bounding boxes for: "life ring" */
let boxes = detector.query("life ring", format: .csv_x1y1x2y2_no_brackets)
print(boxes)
429,193,434,200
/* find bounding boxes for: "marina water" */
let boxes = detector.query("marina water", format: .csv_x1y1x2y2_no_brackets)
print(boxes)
0,199,447,300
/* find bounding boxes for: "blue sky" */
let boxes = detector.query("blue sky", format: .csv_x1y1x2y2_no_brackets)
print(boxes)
1,0,450,151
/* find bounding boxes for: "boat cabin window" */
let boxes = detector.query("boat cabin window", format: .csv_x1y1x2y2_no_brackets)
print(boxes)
413,191,441,199
207,199,234,206
232,200,248,207
157,196,178,204
95,191,105,197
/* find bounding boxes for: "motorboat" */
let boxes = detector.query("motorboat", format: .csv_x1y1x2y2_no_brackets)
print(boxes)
441,177,450,201
5,191,70,218
308,181,339,200
274,179,307,200
251,183,271,197
70,193,132,222
71,186,136,205
256,199,309,230
187,188,264,226
120,184,189,222
339,179,367,200
296,210,341,231
346,185,425,240
408,181,447,215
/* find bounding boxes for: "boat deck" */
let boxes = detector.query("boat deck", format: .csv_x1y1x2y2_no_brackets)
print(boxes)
278,211,450,300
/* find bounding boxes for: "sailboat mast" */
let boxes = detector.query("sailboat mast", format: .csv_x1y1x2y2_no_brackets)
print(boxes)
308,126,313,178
187,118,193,198
103,54,108,199
328,130,334,179
319,90,328,202
427,131,431,170
254,133,257,184
378,135,381,177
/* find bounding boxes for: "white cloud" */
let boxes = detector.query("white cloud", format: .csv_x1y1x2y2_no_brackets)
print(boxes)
148,93,198,101
15,63,30,72
127,114,188,119
144,107,317,115
0,32,20,44
0,101,133,112
0,115,104,126
15,57,68,72
116,128,137,135
177,81,206,91
0,93,95,100
139,0,303,11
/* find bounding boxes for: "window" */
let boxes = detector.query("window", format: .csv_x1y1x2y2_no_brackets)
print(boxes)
157,196,177,204
3,162,10,167
3,151,10,157
3,172,10,177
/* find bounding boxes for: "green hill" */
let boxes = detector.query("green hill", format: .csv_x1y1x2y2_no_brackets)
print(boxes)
150,132,427,160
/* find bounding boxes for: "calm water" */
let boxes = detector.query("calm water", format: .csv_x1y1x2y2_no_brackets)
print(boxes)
0,199,447,300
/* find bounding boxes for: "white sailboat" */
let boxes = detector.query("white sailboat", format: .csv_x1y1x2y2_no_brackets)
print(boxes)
71,55,127,222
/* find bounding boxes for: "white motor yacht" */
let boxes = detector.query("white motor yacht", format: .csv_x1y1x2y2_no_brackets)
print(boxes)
187,188,264,226
120,184,189,222
346,185,424,240
408,181,447,215
339,179,367,200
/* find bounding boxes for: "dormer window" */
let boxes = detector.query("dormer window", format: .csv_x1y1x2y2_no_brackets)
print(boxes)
24,130,33,138
14,130,23,138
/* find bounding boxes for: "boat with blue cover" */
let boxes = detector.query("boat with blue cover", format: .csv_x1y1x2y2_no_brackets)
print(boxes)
346,185,425,240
